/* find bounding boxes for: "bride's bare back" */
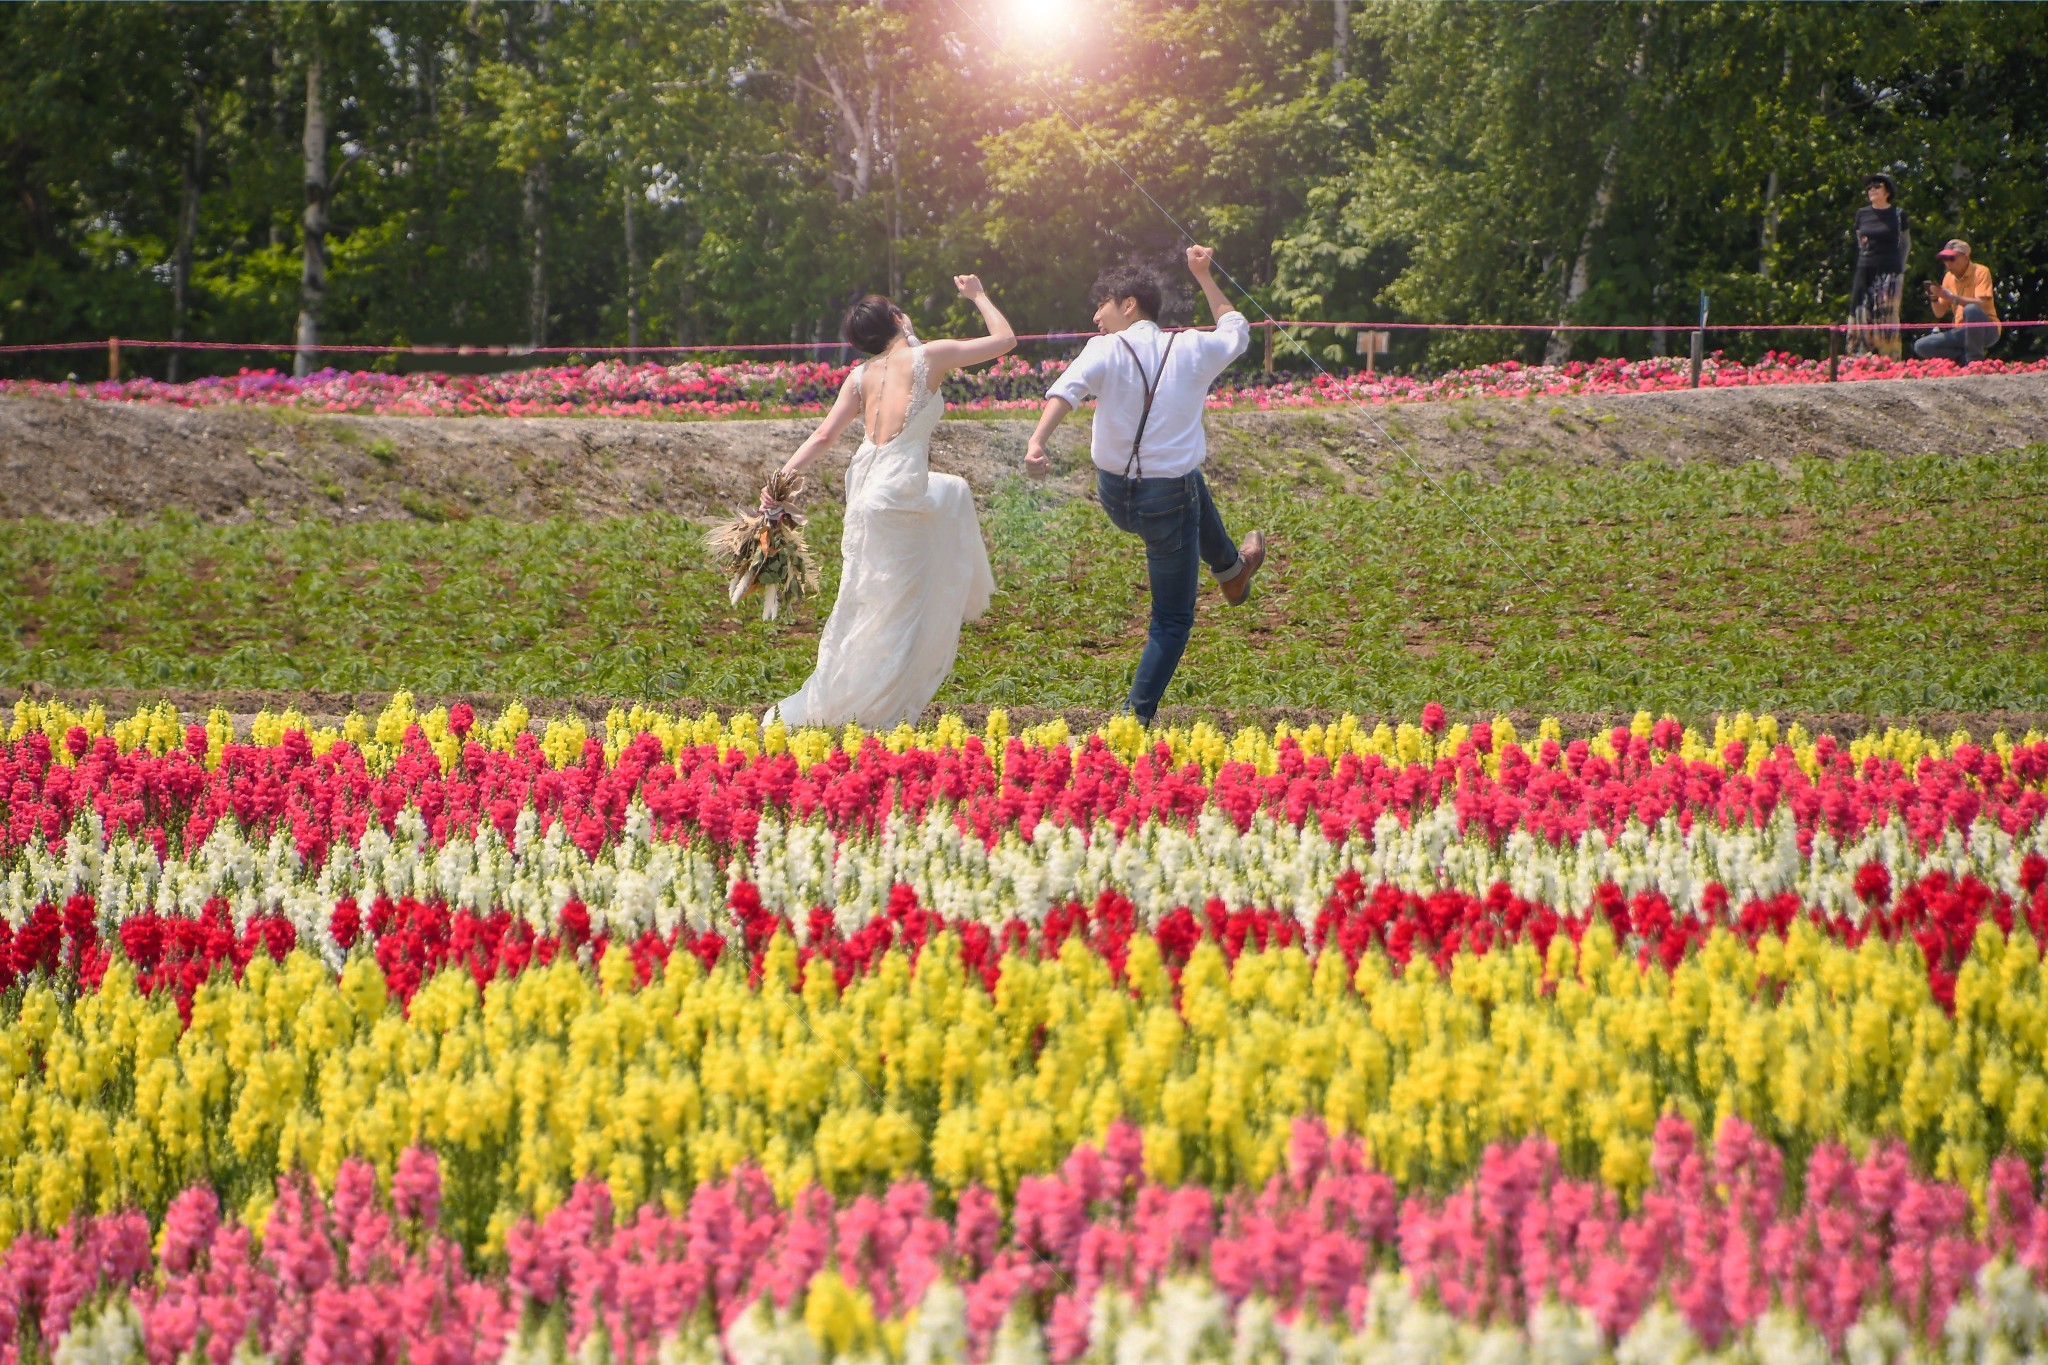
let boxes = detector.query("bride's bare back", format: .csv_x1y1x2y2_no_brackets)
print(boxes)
861,345,942,447
773,274,1017,487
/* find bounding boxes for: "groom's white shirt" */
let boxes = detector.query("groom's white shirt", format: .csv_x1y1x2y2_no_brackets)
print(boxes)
1046,313,1250,480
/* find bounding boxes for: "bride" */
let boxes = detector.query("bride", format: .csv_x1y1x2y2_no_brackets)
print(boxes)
765,274,1015,729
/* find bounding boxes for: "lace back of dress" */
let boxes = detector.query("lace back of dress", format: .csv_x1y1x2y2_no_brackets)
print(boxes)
910,344,930,418
865,343,935,448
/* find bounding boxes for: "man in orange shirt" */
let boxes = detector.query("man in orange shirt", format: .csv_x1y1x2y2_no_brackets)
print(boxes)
1913,239,2001,363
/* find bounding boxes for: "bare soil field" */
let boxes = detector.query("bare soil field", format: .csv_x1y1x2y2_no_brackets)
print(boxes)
2,371,2043,525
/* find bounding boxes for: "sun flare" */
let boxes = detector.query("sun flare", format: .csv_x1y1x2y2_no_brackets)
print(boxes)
1007,0,1075,41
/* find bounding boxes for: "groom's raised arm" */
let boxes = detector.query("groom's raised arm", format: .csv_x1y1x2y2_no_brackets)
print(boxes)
1187,246,1236,327
1187,246,1251,367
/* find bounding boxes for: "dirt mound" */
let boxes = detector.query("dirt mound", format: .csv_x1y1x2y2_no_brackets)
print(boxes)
1,372,2042,525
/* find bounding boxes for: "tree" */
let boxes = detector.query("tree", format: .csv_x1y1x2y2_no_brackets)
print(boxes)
476,0,579,350
1273,2,2048,366
164,5,250,381
969,0,1346,332
560,2,737,356
0,5,208,358
3,0,2044,376
287,3,392,376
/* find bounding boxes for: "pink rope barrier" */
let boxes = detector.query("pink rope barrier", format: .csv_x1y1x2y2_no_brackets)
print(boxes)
1263,319,2046,333
1,318,2039,360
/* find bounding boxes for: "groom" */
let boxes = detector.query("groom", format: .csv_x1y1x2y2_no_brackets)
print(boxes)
1025,245,1266,724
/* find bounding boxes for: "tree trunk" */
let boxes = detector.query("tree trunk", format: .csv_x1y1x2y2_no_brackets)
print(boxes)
1545,21,1649,367
886,81,902,298
269,43,289,249
520,0,554,350
1758,169,1780,279
1757,45,1791,280
524,162,549,349
806,44,882,201
677,271,696,346
1544,134,1621,367
623,179,640,360
675,211,699,346
295,53,328,379
170,102,209,384
1333,0,1350,83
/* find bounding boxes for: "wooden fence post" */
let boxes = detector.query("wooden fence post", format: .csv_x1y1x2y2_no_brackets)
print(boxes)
108,337,120,383
1355,329,1390,375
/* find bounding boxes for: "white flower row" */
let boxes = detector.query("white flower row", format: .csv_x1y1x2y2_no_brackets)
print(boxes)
38,1260,2048,1365
714,1263,2048,1365
3,801,2041,960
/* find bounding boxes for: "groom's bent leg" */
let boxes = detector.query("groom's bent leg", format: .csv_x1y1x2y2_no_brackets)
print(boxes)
1131,490,1201,722
1098,471,1200,722
1191,470,1244,582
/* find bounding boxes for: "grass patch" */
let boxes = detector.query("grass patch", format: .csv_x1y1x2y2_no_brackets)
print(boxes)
2,449,2044,713
398,489,465,523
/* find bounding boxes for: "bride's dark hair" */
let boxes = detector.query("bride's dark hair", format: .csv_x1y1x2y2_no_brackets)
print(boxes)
842,294,904,355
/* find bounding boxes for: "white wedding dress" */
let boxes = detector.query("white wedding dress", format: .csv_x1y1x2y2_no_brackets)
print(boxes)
773,343,994,728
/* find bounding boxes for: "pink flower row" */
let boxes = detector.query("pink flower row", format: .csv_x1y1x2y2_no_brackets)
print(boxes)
4,1117,2044,1365
6,721,2043,868
3,347,2041,419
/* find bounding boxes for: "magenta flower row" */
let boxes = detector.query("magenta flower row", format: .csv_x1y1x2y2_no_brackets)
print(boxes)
3,348,2042,419
3,1117,2044,1365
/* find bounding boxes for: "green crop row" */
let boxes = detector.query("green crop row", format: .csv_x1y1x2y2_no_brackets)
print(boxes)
4,444,2044,716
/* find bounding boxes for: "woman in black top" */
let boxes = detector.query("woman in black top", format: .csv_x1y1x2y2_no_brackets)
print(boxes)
1849,174,1908,358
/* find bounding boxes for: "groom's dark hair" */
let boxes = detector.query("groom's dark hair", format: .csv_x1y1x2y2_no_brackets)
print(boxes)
842,294,904,355
1089,265,1162,321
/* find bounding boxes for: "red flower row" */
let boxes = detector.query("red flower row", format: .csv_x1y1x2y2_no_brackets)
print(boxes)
10,858,2045,1021
5,722,2043,869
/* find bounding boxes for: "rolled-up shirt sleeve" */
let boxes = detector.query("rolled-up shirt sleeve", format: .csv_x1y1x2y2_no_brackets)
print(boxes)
1047,337,1109,407
1198,311,1251,380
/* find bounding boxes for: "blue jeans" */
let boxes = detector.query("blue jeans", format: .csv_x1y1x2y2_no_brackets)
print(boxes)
1913,304,2000,362
1095,468,1241,722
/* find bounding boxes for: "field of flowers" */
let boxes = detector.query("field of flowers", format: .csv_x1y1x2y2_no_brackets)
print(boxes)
5,347,2046,419
5,692,2048,1361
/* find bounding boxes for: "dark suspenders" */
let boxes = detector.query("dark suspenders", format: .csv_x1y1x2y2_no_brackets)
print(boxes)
1115,330,1178,484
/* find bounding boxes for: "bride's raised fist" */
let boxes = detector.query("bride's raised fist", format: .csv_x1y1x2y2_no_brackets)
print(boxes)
953,274,986,299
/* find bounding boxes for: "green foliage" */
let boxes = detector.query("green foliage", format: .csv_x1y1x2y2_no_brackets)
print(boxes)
2,1,2044,378
5,440,2043,715
968,1,1349,330
1274,1,2048,365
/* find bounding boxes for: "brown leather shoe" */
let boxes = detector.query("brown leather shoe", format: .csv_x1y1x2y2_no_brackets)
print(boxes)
1220,530,1265,607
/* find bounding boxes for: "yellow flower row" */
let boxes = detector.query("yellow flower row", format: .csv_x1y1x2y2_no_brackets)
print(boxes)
4,914,2043,1251
10,694,2041,784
